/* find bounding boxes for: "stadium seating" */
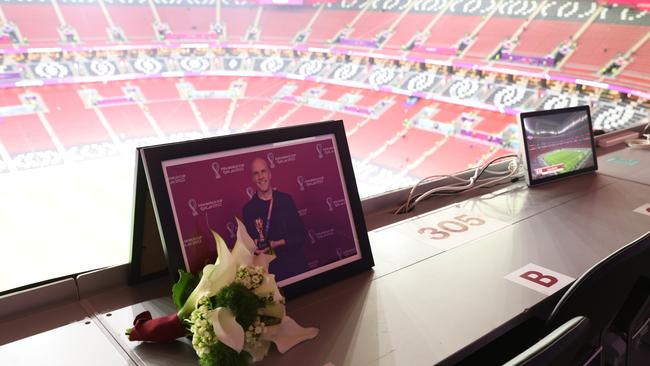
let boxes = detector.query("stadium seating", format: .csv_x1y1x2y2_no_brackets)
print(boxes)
248,102,295,131
424,15,482,49
333,112,365,134
592,104,644,132
347,96,415,158
431,103,465,123
513,19,581,57
618,38,650,84
306,9,356,45
136,79,202,133
221,7,258,41
60,4,110,43
562,23,648,71
0,0,648,184
0,114,55,155
101,103,157,139
243,78,287,99
145,100,202,133
284,105,333,127
106,4,155,41
347,10,399,40
258,8,315,44
2,4,60,45
370,128,447,172
229,98,272,130
474,110,516,135
91,81,157,139
39,86,111,146
410,136,492,178
381,13,430,50
158,6,214,35
464,17,525,59
319,84,351,101
193,97,231,131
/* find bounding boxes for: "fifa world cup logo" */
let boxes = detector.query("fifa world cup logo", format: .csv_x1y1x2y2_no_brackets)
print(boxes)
266,152,275,168
308,229,316,245
188,199,198,216
297,175,305,191
336,247,343,260
316,143,324,159
326,197,334,212
245,186,255,199
211,162,221,179
226,221,236,239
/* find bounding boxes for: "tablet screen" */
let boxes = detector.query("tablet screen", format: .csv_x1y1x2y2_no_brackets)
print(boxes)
520,106,598,185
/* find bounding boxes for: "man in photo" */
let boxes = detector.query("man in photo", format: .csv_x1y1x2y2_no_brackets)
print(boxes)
243,157,307,281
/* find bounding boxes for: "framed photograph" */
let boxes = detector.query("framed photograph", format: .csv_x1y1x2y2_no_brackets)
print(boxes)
519,105,598,186
139,120,374,298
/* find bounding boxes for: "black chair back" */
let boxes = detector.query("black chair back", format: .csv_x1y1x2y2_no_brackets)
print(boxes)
546,231,650,362
504,316,591,366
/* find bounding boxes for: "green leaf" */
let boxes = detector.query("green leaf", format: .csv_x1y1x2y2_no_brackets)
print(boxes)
211,283,265,330
172,270,199,310
199,343,251,366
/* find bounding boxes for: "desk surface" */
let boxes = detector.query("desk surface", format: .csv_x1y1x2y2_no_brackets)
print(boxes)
599,146,650,186
2,148,650,366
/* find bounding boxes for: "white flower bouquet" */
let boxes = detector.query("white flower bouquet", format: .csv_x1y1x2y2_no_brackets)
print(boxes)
126,218,318,365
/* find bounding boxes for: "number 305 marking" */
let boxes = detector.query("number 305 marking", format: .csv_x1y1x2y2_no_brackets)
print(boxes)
417,214,486,240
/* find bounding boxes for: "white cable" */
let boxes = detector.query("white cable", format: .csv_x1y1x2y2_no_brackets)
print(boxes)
411,166,482,207
483,167,513,175
395,154,521,214
410,177,477,208
461,165,521,192
395,173,474,214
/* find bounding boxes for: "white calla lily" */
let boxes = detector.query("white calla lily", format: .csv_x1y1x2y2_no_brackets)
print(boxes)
244,339,273,362
235,217,257,253
209,307,245,353
252,252,275,270
230,217,265,268
262,316,319,354
178,232,236,319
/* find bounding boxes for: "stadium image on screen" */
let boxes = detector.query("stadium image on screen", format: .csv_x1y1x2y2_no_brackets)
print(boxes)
522,109,596,182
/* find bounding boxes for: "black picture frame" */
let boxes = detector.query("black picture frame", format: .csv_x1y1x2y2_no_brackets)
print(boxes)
128,148,169,285
137,120,374,299
519,105,599,186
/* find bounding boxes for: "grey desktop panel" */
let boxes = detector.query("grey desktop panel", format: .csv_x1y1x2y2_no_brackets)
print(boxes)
369,173,616,278
0,278,77,324
599,148,650,186
80,271,170,315
76,263,130,298
0,301,134,366
84,175,649,366
262,179,650,366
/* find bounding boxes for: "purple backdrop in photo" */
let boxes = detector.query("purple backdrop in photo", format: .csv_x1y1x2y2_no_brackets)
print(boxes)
164,137,358,281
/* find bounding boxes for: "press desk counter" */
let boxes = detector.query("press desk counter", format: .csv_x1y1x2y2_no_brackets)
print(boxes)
599,146,650,186
1,148,650,366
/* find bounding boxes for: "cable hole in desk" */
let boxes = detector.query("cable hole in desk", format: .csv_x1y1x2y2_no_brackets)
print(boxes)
106,313,112,317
